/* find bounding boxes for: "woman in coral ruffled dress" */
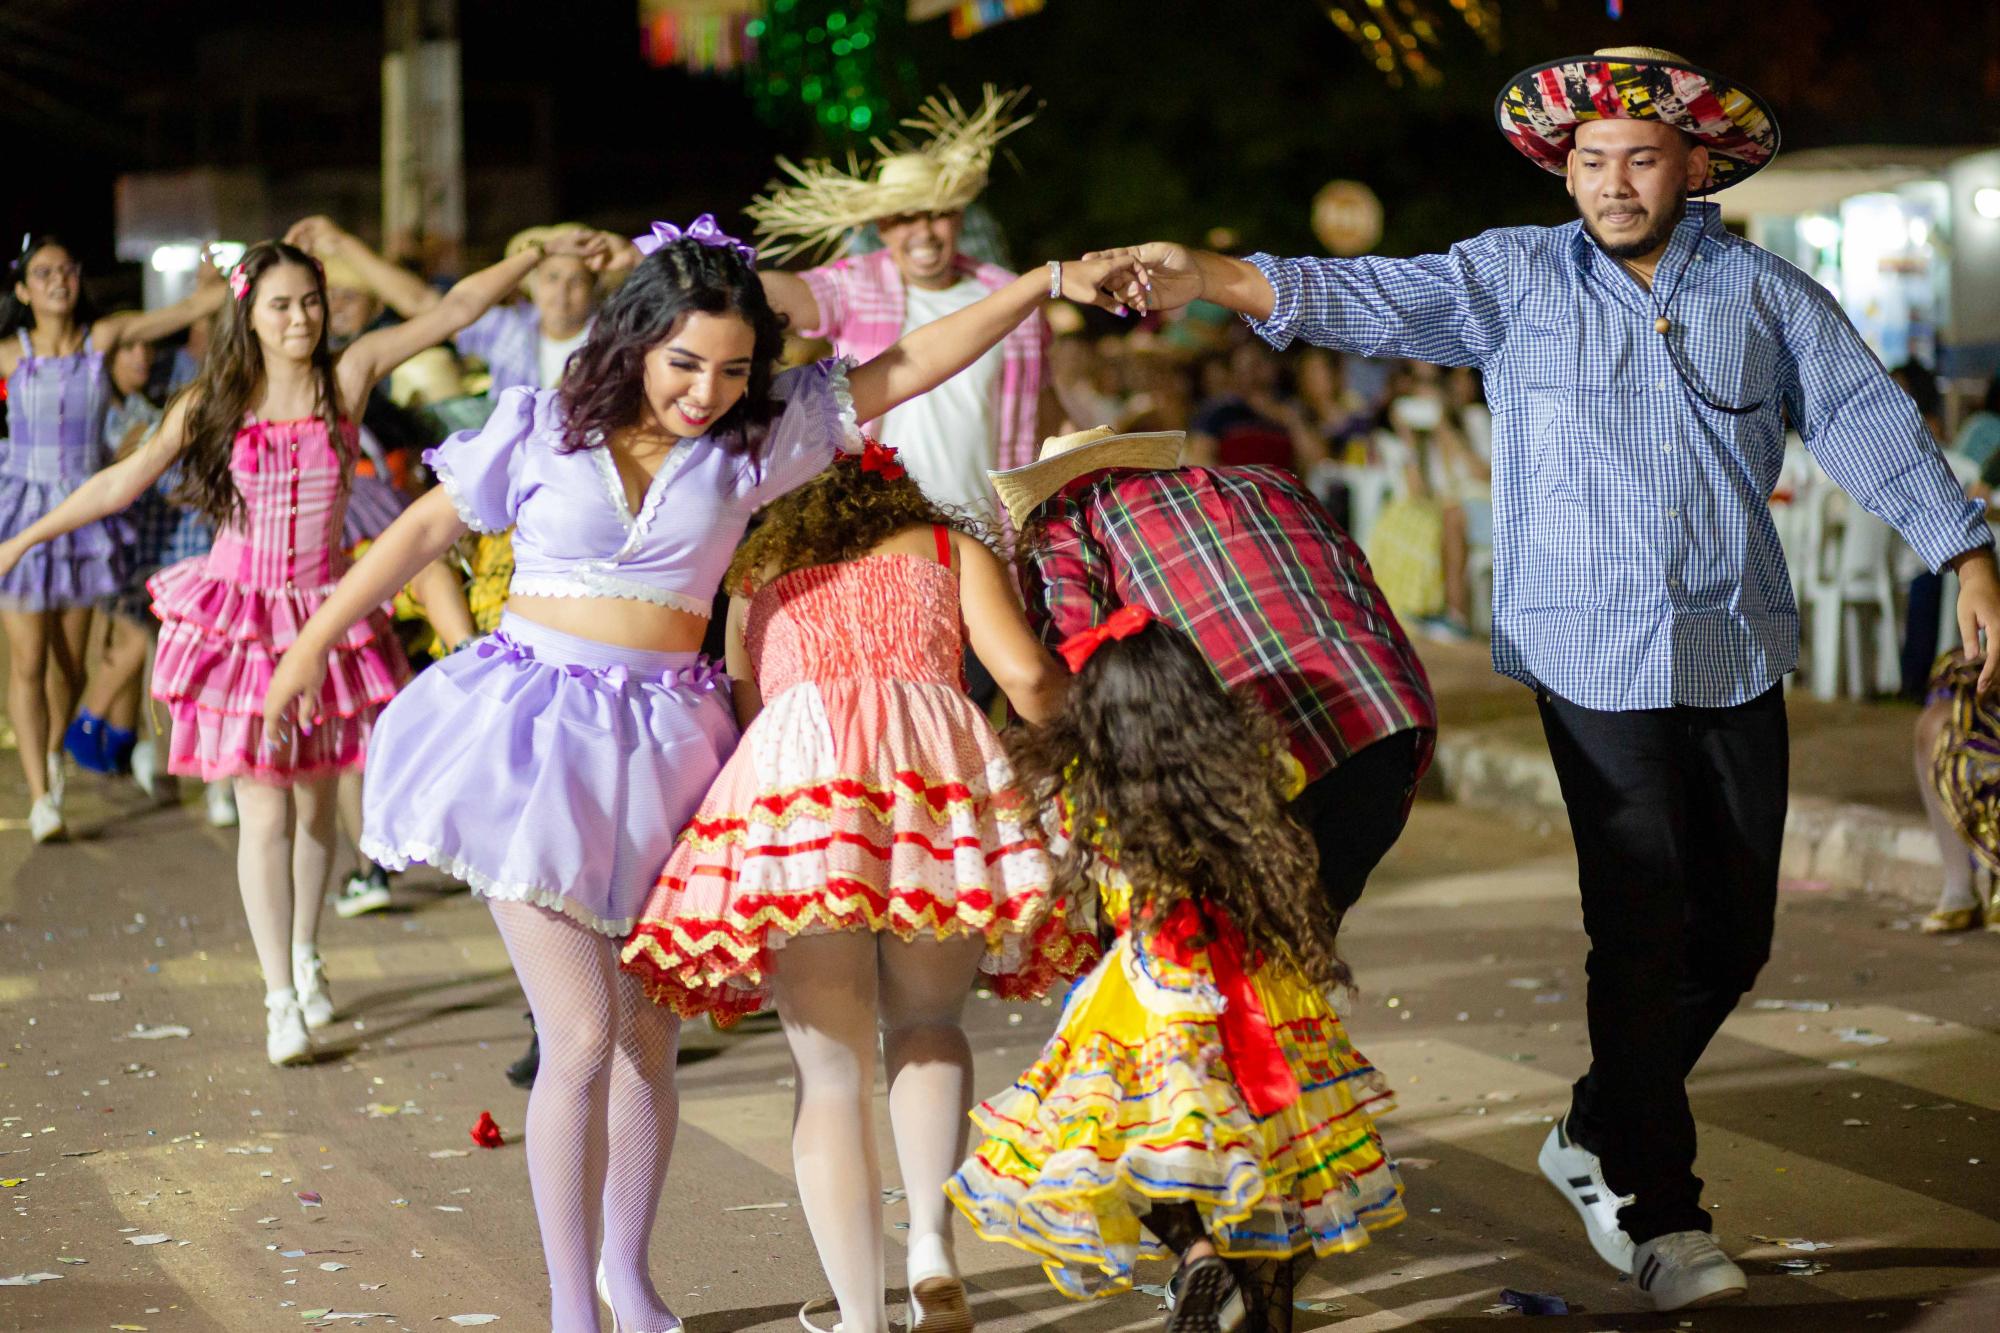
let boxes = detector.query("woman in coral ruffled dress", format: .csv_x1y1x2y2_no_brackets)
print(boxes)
623,447,1096,1333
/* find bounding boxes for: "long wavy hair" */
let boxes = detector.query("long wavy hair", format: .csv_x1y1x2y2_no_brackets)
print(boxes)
724,457,985,595
557,239,786,457
169,241,345,527
2,234,101,341
1008,618,1351,992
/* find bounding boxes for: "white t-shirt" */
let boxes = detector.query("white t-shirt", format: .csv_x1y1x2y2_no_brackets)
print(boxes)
538,326,590,389
875,278,1005,522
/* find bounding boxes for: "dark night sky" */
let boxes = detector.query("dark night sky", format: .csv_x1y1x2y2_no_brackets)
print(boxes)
5,0,1999,302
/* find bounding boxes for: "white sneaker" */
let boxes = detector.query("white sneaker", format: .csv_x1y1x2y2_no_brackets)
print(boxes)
45,751,66,809
333,872,393,919
1632,1231,1748,1310
131,739,165,800
265,990,313,1066
28,794,66,844
1537,1118,1635,1274
291,947,334,1030
205,780,238,828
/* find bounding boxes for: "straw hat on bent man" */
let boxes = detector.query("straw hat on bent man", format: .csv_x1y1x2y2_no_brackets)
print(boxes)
989,426,1186,530
1495,46,1780,194
747,85,1034,263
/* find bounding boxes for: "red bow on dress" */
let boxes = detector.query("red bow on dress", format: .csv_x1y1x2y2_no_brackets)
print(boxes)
857,436,906,481
1057,604,1154,673
1151,899,1301,1119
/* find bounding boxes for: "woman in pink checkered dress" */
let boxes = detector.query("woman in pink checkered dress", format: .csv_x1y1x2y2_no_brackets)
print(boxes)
0,230,611,1067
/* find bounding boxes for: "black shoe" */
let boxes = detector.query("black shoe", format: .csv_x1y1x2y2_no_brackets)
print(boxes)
1165,1254,1245,1333
505,1015,539,1089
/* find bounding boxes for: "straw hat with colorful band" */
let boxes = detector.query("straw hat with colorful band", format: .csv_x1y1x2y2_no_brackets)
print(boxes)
747,85,1033,264
988,425,1185,529
1495,47,1781,195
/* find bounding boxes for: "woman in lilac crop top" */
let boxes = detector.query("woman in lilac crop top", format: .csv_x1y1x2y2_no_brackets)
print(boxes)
264,217,1128,1332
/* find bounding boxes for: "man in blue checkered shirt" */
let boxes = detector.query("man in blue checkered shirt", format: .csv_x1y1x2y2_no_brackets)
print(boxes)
1089,46,2000,1313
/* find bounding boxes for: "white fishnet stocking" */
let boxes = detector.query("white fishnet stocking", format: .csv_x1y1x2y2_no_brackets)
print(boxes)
489,900,683,1333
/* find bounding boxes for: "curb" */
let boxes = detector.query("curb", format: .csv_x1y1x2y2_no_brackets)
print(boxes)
1431,729,1942,912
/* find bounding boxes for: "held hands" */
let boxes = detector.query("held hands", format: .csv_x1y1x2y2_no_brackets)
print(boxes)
262,643,329,749
1050,255,1162,317
1080,242,1204,315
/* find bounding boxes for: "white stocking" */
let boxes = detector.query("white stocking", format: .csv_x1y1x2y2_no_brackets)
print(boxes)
878,935,984,1279
232,780,296,994
772,931,889,1333
290,775,336,951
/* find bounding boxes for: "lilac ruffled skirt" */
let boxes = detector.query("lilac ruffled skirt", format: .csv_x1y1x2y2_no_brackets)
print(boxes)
358,612,739,936
0,473,130,611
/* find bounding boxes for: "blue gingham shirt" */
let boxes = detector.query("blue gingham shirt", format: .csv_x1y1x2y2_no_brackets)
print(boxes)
1246,201,1992,711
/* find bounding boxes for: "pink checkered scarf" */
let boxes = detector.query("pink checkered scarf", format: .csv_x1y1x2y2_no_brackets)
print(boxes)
798,248,1048,473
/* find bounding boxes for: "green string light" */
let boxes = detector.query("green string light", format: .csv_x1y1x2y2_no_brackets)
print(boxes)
750,0,909,144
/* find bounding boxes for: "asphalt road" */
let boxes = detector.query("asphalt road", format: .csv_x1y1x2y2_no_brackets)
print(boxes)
3,772,1997,1331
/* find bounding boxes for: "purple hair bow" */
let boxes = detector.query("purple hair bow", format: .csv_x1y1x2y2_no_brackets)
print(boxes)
632,215,758,268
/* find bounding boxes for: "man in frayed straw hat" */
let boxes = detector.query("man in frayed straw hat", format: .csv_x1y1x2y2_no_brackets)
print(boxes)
993,424,1436,928
1091,47,2000,1311
753,87,1055,536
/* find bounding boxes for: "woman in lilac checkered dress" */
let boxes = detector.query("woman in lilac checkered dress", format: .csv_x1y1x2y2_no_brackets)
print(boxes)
0,234,227,842
0,231,605,1070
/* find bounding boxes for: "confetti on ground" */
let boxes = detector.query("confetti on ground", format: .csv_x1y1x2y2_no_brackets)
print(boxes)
449,1317,500,1327
318,1261,348,1271
59,1149,100,1158
1835,1028,1891,1047
126,1024,192,1040
723,1201,789,1212
1495,1289,1570,1316
296,1191,323,1207
1753,999,1832,1013
1752,1235,1834,1252
55,1256,86,1264
88,991,122,1002
427,1149,469,1159
125,1233,172,1245
1777,1260,1832,1276
1295,1298,1347,1312
0,1272,63,1285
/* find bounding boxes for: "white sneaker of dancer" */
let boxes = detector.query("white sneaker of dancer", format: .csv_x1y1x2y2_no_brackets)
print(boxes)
265,990,313,1067
131,738,167,801
291,947,334,1030
1537,1118,1635,1274
1632,1231,1748,1310
205,780,239,828
28,794,66,844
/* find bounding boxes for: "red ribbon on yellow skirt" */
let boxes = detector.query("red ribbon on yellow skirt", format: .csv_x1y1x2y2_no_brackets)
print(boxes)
1149,899,1301,1118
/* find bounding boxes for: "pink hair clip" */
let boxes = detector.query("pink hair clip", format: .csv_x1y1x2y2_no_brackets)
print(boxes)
228,265,250,301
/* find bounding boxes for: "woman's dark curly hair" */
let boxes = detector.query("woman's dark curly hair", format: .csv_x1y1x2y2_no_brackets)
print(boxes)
171,240,346,527
724,454,985,594
1008,618,1351,992
557,239,786,456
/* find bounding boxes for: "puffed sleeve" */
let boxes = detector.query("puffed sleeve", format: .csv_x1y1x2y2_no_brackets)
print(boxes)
422,386,541,533
739,357,864,507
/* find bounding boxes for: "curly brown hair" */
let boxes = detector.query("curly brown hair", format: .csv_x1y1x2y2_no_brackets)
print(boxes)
1007,618,1351,992
723,454,988,594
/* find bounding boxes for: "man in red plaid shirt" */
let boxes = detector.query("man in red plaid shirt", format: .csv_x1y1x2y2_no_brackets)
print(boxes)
993,426,1437,917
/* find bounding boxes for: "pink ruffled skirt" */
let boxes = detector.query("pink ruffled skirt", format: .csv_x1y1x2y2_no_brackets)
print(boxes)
147,556,410,784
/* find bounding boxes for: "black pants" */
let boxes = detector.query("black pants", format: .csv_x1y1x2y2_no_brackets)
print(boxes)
1287,728,1427,918
1537,684,1787,1244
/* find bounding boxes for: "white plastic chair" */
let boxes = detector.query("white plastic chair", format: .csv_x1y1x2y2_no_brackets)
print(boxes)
1802,487,1901,700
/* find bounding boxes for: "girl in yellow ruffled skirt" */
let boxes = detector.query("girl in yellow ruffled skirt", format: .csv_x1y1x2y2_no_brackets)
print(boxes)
948,610,1404,1332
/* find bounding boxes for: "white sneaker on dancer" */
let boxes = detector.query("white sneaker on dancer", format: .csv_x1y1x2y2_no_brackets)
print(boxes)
28,794,66,844
205,780,238,828
131,738,166,801
1632,1231,1747,1310
291,946,334,1030
1537,1117,1635,1274
265,990,313,1066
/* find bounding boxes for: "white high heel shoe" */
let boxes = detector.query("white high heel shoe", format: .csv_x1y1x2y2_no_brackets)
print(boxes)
599,1260,682,1333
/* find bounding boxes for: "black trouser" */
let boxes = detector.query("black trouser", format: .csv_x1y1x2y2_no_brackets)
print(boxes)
1536,684,1787,1244
1287,728,1428,918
